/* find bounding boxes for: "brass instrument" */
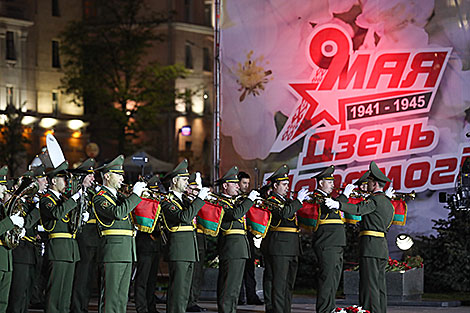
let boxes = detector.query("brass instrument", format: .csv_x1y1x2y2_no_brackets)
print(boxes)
3,177,39,249
68,174,86,234
253,197,283,211
392,191,416,201
303,192,327,205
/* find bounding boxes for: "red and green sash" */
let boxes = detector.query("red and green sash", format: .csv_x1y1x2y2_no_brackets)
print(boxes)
297,202,321,232
132,197,161,233
246,205,272,238
196,201,225,236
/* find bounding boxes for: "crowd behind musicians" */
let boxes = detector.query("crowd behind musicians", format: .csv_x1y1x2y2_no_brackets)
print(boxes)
0,151,397,313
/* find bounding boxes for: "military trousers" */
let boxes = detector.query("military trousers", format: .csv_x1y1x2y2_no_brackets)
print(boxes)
270,255,298,313
7,262,36,313
46,260,76,313
101,262,132,313
262,255,273,312
71,245,100,313
134,251,160,313
314,245,344,313
359,256,387,313
0,270,12,313
167,261,194,313
217,258,246,313
188,232,206,309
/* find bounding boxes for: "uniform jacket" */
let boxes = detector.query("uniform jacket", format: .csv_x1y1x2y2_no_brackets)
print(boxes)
93,186,141,263
12,198,41,264
161,192,204,262
313,190,347,249
217,196,253,260
339,191,394,259
39,190,80,262
76,188,100,249
263,193,303,257
0,204,14,271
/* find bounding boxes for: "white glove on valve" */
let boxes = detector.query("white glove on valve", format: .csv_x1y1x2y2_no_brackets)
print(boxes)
297,188,309,202
10,213,24,228
133,182,147,197
198,187,211,201
19,228,26,238
343,184,356,198
195,172,203,190
385,186,395,198
324,198,340,210
71,188,83,201
247,190,260,202
82,212,90,223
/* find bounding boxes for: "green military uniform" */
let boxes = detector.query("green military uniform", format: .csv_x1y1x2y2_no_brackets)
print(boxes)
93,155,142,313
39,162,81,313
8,166,45,313
262,165,302,313
161,160,205,313
215,166,254,313
337,162,394,313
312,166,347,313
0,166,15,313
70,159,100,313
134,175,161,313
186,173,207,312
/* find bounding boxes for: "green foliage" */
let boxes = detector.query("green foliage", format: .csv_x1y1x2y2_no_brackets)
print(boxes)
414,209,470,292
59,0,185,154
0,105,30,176
296,233,319,289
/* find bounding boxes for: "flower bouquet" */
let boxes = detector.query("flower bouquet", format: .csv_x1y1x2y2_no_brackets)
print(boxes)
385,255,423,272
332,305,370,313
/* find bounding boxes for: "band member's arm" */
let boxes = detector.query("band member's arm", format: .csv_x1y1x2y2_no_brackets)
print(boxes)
0,216,14,236
161,197,205,224
222,198,253,220
272,199,302,219
24,207,41,229
94,193,141,220
39,197,77,220
339,197,378,216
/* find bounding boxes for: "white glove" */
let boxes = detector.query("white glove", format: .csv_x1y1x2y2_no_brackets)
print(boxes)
71,188,83,201
385,186,395,198
133,181,147,197
247,190,260,202
19,228,26,238
10,213,24,228
82,211,90,223
195,172,203,190
324,198,340,210
297,188,309,202
198,187,211,201
343,184,356,198
37,225,45,232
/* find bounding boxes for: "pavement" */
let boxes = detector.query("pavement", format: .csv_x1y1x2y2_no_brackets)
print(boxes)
28,298,470,313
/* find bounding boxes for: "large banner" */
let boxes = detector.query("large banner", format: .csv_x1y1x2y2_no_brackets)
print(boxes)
219,0,470,237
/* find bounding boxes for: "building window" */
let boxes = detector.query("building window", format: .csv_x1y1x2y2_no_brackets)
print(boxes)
52,91,59,116
52,0,60,17
185,42,193,69
6,86,14,107
83,0,96,18
204,2,212,26
6,31,16,61
52,40,61,68
184,0,193,23
203,47,211,72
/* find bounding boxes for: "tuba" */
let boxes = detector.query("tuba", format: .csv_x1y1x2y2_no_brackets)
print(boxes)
3,177,39,249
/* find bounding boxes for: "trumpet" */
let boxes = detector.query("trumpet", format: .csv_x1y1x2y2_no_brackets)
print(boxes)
392,190,416,200
303,192,327,204
253,197,283,211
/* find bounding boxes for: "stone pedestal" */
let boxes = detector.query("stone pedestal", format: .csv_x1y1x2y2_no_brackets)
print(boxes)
344,267,424,302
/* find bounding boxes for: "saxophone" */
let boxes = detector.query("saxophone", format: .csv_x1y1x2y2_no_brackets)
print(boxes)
3,177,39,249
